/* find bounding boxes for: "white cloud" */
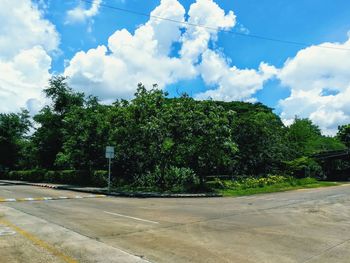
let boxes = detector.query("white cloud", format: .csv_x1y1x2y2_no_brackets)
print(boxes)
65,0,271,103
62,0,350,135
278,37,350,135
66,0,102,24
180,0,236,62
0,0,58,114
195,50,277,101
0,0,59,60
64,0,195,101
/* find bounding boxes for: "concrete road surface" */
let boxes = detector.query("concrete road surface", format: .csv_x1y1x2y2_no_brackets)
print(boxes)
0,182,350,263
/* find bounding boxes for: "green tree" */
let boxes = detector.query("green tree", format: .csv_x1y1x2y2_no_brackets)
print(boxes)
109,85,237,183
32,76,85,168
337,124,350,148
0,110,30,170
55,96,111,171
287,118,345,157
233,110,287,176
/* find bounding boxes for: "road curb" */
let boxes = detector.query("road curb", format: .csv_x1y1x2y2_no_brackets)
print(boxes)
0,180,223,198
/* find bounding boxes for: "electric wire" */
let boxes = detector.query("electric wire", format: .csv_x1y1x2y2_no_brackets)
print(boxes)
78,0,350,52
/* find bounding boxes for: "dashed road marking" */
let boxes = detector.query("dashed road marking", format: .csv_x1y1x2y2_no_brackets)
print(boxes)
0,194,105,203
0,226,16,236
104,211,160,224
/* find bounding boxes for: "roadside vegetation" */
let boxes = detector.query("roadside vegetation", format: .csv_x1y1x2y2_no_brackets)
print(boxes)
207,175,340,196
0,76,349,194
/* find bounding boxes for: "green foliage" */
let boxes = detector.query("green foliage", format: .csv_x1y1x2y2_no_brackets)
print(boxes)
284,157,323,178
232,108,288,175
110,85,237,181
213,175,290,189
91,170,108,187
56,96,111,170
286,118,346,157
163,166,200,192
2,169,105,186
4,169,46,182
2,77,349,192
32,76,86,168
337,124,350,148
209,176,338,197
0,110,31,170
134,166,200,192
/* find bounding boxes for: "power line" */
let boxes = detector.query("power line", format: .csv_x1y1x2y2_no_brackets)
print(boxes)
79,0,350,52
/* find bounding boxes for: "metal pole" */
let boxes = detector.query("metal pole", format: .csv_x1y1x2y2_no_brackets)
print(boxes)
108,158,111,193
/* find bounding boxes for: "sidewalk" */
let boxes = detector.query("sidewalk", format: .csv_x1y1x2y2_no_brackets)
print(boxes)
0,180,222,198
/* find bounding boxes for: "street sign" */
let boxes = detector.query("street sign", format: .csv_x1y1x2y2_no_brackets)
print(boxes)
105,146,115,159
105,146,115,192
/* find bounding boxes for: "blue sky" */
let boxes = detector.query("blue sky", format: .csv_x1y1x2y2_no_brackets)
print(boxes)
1,0,350,134
45,0,350,109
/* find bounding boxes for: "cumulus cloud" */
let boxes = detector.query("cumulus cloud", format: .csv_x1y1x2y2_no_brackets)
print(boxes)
66,0,102,24
0,0,59,60
65,0,195,101
65,0,273,104
195,50,277,101
0,0,59,114
180,0,236,62
278,37,350,135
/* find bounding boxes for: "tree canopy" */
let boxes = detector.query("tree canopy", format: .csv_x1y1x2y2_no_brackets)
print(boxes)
0,76,348,186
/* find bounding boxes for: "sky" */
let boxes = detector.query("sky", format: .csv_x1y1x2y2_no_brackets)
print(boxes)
1,0,350,135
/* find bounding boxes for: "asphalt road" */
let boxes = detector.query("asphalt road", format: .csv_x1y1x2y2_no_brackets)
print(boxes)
0,182,350,263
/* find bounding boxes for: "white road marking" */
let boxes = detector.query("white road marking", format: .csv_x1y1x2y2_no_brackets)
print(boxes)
104,211,159,224
0,195,105,202
0,227,16,236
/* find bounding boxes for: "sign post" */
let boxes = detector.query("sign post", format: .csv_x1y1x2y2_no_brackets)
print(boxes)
105,146,115,192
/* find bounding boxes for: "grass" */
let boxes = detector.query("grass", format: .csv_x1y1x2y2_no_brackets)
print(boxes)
209,177,341,197
109,176,342,196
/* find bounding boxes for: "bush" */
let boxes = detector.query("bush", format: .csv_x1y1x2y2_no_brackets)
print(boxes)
5,169,46,182
163,166,200,192
134,166,162,190
230,175,288,189
284,157,323,178
53,170,90,185
91,170,108,187
208,175,289,190
2,169,99,186
134,166,200,192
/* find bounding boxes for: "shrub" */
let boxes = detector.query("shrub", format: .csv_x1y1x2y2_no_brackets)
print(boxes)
134,166,162,190
54,170,90,185
210,175,289,190
5,169,46,182
91,170,108,187
163,166,200,192
284,157,323,178
3,169,91,185
134,166,200,192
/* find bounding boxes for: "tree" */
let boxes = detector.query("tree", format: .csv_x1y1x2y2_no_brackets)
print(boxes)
337,124,350,148
287,118,346,157
55,96,111,171
109,85,238,182
0,110,30,170
32,76,85,168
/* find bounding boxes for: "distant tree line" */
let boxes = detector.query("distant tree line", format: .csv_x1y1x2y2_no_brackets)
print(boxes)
0,76,349,190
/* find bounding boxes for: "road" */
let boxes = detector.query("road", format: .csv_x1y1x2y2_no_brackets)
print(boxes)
0,182,350,263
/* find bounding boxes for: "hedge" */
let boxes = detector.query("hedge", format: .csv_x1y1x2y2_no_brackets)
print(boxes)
0,169,108,187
